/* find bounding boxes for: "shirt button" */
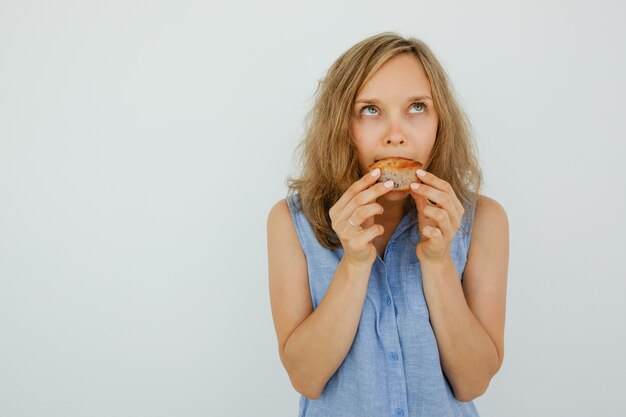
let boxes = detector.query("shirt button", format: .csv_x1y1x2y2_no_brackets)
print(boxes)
395,408,404,416
389,352,398,361
385,296,392,306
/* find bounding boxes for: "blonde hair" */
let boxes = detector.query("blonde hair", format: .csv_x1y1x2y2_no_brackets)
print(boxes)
288,32,483,249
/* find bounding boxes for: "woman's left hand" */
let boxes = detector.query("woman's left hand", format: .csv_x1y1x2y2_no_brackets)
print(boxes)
410,169,465,263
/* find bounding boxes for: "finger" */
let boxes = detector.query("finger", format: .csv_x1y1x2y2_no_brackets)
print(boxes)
415,169,452,193
333,168,382,212
410,187,431,211
409,184,439,228
347,203,384,228
342,180,394,220
415,170,464,208
342,223,384,257
410,182,462,227
421,205,456,240
356,223,385,244
410,188,437,233
422,225,443,241
411,182,448,207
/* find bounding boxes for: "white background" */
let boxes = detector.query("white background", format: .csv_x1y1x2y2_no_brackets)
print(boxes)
1,0,625,416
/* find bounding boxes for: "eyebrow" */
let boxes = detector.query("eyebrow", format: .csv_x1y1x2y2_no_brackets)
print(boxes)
354,96,433,105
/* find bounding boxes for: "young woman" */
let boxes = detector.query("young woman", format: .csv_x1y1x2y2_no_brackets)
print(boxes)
267,32,508,417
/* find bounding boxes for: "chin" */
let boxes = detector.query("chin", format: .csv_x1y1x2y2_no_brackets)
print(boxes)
381,190,410,202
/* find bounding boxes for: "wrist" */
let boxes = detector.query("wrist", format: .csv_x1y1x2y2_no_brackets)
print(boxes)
341,256,375,274
416,251,454,270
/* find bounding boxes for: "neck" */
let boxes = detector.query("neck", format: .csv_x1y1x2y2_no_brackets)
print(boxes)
376,193,409,225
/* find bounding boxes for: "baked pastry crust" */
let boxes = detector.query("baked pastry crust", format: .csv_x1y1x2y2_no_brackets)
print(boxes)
368,157,423,191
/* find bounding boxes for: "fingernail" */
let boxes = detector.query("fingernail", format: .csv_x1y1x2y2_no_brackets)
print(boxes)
384,180,394,188
416,169,426,177
410,183,420,190
371,168,381,176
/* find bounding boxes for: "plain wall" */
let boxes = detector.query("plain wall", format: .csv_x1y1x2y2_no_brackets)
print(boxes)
1,0,625,416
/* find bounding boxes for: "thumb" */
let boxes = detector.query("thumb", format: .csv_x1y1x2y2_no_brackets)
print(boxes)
411,190,430,213
411,189,437,232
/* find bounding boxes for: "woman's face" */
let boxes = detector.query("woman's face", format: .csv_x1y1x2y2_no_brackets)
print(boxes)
351,53,439,200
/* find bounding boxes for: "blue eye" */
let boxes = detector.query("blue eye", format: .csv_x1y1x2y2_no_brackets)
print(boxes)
361,105,378,116
410,102,426,113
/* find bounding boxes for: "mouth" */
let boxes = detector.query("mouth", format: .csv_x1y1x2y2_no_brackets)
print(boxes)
374,156,416,163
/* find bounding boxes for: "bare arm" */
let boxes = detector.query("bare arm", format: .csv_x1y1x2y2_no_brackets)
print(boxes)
267,202,371,398
267,170,393,399
419,195,508,402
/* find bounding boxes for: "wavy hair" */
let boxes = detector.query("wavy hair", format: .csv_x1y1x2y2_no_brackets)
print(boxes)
287,32,483,249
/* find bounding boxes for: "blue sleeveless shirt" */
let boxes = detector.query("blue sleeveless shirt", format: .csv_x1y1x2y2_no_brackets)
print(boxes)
286,192,480,417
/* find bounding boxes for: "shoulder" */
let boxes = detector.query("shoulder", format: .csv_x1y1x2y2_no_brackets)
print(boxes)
267,198,301,250
467,194,509,264
268,198,290,222
466,195,509,275
472,194,508,233
267,198,294,235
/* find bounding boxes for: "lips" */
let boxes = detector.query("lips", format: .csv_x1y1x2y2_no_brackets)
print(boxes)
374,156,414,163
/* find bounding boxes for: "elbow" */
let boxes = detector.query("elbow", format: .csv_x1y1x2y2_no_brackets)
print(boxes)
453,377,491,403
280,351,325,400
455,349,503,402
453,369,495,402
294,381,323,400
287,372,324,400
304,391,323,400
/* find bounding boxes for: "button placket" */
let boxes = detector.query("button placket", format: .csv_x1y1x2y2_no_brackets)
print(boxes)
379,234,409,417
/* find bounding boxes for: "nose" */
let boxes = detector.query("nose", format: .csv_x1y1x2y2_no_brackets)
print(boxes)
386,136,405,145
385,124,406,145
385,114,406,145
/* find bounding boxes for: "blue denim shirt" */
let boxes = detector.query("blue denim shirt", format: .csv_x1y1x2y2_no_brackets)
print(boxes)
286,193,480,417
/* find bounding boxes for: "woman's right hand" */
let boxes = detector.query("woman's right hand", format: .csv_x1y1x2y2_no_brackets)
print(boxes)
329,168,395,266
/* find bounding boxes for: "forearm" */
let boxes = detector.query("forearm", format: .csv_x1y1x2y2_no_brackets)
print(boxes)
282,258,372,399
419,255,500,402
